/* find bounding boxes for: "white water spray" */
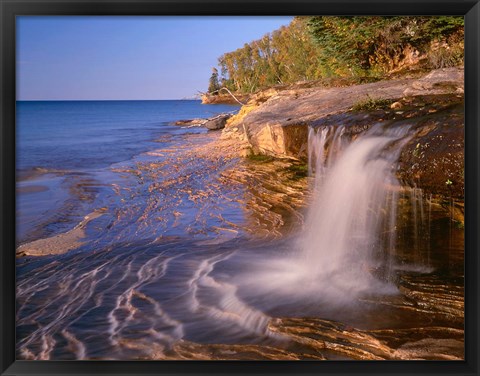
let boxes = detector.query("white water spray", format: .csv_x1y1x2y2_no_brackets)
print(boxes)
300,123,413,295
236,123,414,307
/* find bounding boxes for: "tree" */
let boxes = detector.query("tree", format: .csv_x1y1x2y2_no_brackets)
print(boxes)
213,17,322,94
210,16,464,93
208,67,221,94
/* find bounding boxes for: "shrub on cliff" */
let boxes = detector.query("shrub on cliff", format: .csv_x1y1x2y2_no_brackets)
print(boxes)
307,16,464,77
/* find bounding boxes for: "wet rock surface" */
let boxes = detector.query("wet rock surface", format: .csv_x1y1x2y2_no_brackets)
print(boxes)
310,94,464,202
223,67,464,219
396,98,464,200
115,302,465,360
114,133,462,361
16,133,308,258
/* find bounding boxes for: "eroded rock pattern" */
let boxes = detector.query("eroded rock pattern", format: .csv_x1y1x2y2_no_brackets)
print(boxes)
223,67,464,221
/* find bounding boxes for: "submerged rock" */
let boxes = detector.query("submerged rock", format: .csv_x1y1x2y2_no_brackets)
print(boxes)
173,118,206,126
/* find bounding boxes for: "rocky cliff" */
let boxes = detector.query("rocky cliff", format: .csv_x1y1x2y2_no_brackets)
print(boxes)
222,67,464,208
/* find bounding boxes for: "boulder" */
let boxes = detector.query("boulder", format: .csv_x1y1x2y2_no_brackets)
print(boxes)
205,114,231,130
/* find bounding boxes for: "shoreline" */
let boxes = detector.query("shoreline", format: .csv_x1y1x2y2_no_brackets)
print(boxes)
15,131,310,258
16,210,106,257
15,68,465,258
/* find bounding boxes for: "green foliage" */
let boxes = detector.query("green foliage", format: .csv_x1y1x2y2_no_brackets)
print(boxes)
216,18,323,93
307,16,464,77
351,95,394,111
427,45,464,69
210,16,464,94
247,153,275,163
286,163,309,180
208,67,221,94
426,30,464,69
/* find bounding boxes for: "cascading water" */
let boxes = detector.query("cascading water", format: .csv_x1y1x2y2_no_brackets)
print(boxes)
300,123,413,296
235,123,416,309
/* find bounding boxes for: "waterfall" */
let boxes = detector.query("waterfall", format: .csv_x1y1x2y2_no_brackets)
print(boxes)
234,122,419,309
300,123,413,295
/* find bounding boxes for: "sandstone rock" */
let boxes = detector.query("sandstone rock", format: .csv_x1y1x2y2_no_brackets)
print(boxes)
220,68,464,207
226,67,463,159
239,147,254,158
396,100,464,200
249,87,280,105
403,67,463,97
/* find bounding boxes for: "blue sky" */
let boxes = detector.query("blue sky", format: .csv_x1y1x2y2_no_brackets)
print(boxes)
17,16,293,100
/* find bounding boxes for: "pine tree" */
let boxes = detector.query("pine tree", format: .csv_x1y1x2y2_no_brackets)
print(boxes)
208,67,221,94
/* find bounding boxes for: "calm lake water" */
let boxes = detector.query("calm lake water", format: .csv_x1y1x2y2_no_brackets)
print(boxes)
17,100,238,173
16,100,239,243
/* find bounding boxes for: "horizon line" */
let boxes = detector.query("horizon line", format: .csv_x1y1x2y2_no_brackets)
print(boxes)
16,98,202,102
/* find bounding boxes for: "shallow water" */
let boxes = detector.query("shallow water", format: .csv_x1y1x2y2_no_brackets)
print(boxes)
16,100,239,243
16,102,464,360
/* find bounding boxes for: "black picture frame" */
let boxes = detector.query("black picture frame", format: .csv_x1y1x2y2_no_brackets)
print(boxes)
1,0,479,375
